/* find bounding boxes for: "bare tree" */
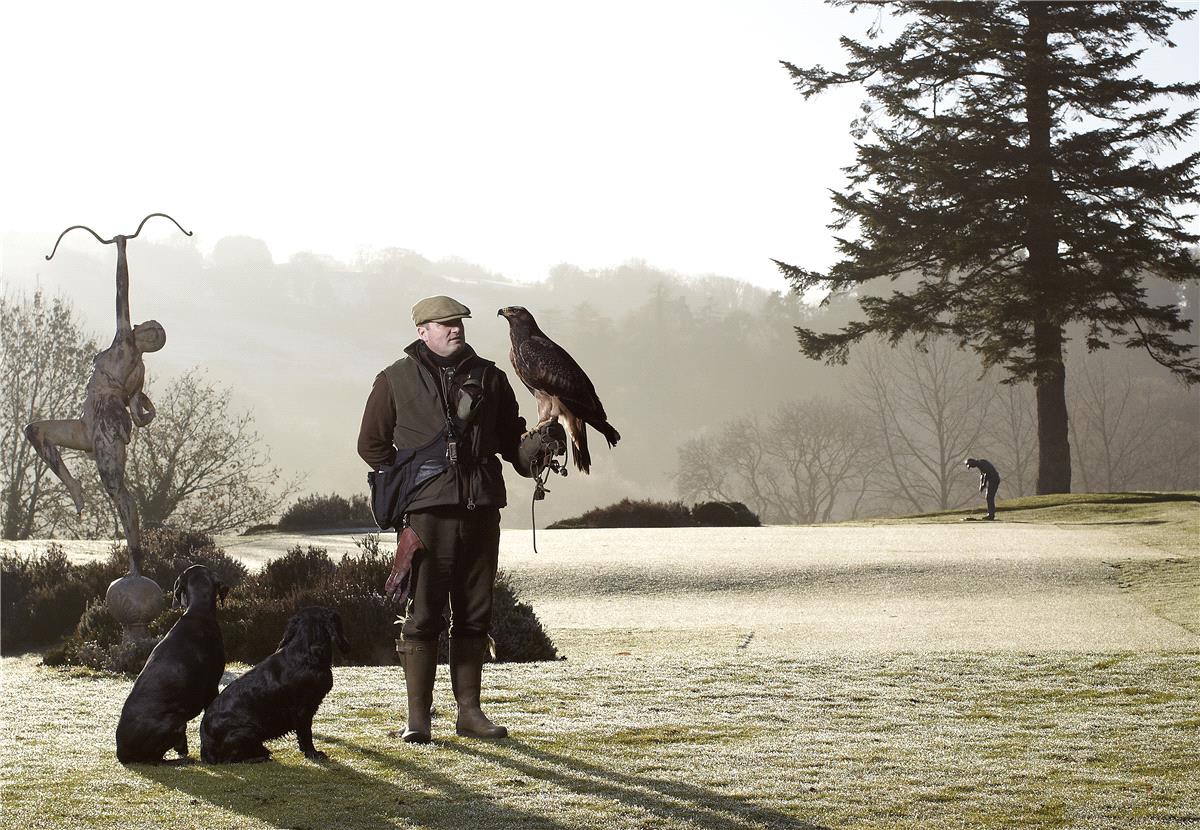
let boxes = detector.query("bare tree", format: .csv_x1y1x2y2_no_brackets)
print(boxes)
675,436,735,505
991,383,1038,498
763,400,873,523
0,289,101,539
852,338,995,514
3,290,294,538
677,417,778,515
676,401,873,523
1068,351,1200,492
124,368,297,534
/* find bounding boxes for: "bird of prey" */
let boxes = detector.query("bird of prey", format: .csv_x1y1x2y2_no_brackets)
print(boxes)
498,306,620,474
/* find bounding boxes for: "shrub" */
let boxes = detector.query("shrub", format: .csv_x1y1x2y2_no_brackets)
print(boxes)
43,599,177,671
20,579,98,651
692,501,761,527
244,545,337,598
278,493,374,530
45,636,160,674
105,638,161,674
114,528,250,591
29,533,560,674
329,534,394,596
1,545,72,635
548,498,763,528
316,593,400,666
76,598,124,649
1,547,52,651
548,498,696,529
216,538,409,666
491,571,560,662
1,544,122,654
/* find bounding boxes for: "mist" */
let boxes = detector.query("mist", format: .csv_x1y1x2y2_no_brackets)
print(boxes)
1,230,838,529
9,225,1200,532
6,228,1196,532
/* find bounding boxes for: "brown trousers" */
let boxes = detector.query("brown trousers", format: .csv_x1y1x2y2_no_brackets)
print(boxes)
401,506,501,642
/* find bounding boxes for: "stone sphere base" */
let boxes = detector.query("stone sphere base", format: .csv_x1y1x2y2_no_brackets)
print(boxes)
106,573,166,642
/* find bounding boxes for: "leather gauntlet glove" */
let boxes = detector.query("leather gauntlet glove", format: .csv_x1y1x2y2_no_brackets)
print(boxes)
516,421,568,477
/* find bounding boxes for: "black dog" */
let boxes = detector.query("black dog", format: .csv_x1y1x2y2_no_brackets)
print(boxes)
115,564,228,764
200,607,350,763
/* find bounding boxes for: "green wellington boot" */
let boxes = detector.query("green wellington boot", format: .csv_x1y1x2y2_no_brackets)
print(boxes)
449,636,508,738
400,639,438,743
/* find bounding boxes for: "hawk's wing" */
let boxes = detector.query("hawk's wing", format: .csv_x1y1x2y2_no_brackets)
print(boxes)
513,333,608,420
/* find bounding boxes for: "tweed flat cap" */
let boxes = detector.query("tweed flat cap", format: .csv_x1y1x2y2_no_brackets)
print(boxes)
412,295,472,326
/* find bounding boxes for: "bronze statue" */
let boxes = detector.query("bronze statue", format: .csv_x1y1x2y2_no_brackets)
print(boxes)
27,213,191,575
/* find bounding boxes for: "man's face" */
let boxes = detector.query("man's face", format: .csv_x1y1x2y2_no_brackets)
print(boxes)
418,319,467,358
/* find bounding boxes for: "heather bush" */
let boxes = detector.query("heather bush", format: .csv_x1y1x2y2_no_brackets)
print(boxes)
1,545,120,654
119,528,250,591
75,598,124,649
548,498,761,528
43,533,559,674
329,534,393,595
548,498,695,529
691,501,760,527
244,545,337,598
278,493,374,530
491,570,561,662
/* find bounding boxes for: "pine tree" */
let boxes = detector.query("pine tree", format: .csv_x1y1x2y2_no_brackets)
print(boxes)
777,1,1199,494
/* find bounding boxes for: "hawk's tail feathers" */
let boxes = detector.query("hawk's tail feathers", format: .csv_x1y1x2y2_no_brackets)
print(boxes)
596,421,620,448
571,427,592,474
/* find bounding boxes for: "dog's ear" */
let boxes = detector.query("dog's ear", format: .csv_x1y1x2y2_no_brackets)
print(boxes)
216,581,229,607
277,615,301,651
326,611,351,653
172,575,186,610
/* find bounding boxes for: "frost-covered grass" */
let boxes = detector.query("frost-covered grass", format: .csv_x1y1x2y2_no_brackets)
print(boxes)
2,652,1197,829
885,490,1199,530
2,495,1197,829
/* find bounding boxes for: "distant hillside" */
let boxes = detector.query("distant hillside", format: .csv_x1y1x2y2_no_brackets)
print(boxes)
1,234,834,528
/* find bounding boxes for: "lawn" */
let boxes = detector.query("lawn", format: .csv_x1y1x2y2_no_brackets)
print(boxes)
1,494,1197,829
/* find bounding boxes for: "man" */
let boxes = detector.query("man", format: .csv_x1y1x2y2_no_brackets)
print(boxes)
964,458,1001,520
357,295,559,743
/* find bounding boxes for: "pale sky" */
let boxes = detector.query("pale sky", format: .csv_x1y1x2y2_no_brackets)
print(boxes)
2,1,1197,291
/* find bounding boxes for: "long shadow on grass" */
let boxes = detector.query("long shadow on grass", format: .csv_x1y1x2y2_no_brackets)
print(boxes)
445,738,828,830
132,735,577,830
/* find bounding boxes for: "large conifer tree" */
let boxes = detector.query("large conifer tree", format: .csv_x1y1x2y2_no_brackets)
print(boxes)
777,1,1199,493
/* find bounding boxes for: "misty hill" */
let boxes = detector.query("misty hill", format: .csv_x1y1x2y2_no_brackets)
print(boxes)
2,232,839,528
6,232,1194,529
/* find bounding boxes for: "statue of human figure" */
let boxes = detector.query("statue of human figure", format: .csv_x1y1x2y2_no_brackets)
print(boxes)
26,215,188,575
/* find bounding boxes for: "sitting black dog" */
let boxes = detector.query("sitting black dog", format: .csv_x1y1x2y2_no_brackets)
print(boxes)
200,607,350,763
115,564,228,764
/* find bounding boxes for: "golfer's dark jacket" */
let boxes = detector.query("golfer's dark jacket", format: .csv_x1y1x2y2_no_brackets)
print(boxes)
358,341,529,511
968,458,1000,484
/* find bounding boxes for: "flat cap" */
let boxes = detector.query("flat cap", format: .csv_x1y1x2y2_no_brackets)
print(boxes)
412,295,471,326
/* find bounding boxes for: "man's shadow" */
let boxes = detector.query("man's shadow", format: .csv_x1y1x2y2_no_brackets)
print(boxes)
132,735,575,830
133,732,828,830
443,737,829,830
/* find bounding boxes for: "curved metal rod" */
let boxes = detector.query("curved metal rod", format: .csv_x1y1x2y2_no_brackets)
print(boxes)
45,225,113,260
128,212,193,242
45,212,192,260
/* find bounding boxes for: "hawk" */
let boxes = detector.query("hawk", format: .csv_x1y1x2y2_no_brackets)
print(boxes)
498,306,620,473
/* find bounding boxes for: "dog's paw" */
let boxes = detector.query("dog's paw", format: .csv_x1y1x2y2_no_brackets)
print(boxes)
304,750,329,762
